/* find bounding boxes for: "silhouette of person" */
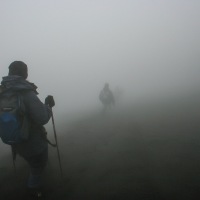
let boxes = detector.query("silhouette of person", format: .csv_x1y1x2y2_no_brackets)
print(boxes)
99,83,115,114
0,61,54,198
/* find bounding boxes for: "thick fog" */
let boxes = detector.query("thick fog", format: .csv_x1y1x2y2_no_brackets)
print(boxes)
1,1,200,199
1,0,200,115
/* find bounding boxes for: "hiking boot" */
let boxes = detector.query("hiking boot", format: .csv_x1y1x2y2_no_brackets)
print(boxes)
28,187,45,199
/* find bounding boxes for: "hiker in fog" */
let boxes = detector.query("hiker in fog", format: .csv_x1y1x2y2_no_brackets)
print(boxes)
0,61,55,198
99,83,115,113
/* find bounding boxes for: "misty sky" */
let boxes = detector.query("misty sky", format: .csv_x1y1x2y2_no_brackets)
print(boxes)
0,0,200,113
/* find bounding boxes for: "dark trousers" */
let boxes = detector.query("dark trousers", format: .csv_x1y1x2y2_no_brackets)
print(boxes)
23,147,48,188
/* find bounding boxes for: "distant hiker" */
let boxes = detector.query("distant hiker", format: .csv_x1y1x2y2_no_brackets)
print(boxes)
0,61,55,198
99,83,115,113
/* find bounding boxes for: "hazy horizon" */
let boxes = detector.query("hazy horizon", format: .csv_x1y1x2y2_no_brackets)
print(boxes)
1,0,200,114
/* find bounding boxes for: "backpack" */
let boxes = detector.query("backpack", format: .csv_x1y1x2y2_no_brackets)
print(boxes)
99,90,112,104
0,87,30,145
99,90,107,102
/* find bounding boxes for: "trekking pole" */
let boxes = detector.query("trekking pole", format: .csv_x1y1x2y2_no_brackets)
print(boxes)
12,157,17,175
51,108,63,178
11,146,17,175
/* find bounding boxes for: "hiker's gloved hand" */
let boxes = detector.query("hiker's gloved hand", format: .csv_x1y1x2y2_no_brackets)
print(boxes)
45,95,55,108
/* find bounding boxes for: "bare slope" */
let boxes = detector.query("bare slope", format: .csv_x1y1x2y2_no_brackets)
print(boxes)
1,92,200,200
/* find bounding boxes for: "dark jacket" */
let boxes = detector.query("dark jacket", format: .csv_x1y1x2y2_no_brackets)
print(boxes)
1,75,52,157
99,88,115,105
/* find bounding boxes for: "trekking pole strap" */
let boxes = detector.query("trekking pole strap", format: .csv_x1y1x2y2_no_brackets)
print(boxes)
46,138,57,147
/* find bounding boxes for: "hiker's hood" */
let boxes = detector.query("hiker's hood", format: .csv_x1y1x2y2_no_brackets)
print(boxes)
1,75,38,94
